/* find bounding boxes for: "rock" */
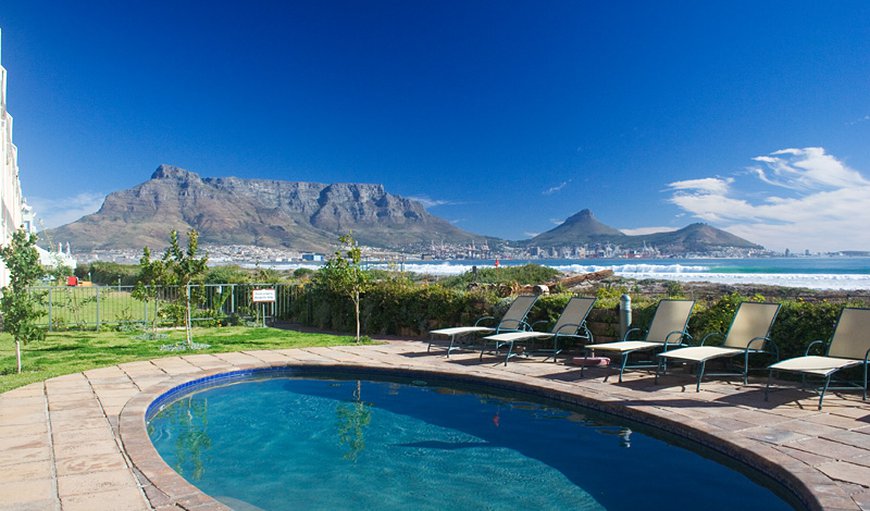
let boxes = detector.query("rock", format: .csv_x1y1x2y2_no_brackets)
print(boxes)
45,165,484,251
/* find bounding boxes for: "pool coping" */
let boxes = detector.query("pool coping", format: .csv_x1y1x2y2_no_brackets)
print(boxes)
3,340,870,510
122,363,818,511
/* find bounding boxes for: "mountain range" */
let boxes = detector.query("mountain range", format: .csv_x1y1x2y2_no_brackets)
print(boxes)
45,165,762,254
525,209,762,253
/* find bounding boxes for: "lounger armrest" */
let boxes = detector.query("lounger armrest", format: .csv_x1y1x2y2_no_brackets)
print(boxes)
664,330,689,344
746,336,768,350
765,339,780,360
804,339,827,356
530,319,550,331
700,332,724,346
622,327,643,341
498,319,533,332
553,322,581,335
660,331,690,352
474,316,497,327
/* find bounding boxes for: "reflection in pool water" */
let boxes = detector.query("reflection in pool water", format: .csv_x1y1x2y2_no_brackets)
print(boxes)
148,375,796,511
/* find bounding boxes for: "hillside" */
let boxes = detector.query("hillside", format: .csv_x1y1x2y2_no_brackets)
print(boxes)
45,165,485,251
525,209,762,253
528,209,627,246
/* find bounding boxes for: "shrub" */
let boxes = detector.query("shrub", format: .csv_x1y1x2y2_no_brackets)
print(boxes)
75,261,139,285
439,264,560,290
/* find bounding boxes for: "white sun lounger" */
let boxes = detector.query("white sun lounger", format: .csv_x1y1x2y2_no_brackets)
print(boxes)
428,295,538,357
481,296,596,365
584,299,695,382
765,307,870,410
656,302,780,391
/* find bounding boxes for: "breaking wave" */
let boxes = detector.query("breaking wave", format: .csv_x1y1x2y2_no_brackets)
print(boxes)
246,259,870,291
378,262,870,290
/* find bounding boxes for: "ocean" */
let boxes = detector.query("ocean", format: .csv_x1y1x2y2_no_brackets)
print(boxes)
251,257,870,290
369,257,870,291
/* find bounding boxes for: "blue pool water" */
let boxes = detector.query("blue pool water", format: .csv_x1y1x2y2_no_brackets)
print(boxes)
147,374,797,511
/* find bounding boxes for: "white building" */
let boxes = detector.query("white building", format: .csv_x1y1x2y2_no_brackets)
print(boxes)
0,29,25,287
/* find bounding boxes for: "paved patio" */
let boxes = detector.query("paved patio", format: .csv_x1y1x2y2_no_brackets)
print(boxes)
2,339,870,510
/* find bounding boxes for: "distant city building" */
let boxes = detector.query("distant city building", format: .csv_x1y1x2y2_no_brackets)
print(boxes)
301,253,325,262
0,30,25,287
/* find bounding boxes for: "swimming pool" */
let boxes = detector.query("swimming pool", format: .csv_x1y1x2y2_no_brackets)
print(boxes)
146,369,797,511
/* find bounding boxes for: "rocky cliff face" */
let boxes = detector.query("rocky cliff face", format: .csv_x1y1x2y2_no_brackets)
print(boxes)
47,165,481,251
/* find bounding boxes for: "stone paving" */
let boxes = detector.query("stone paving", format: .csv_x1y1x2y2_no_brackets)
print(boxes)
2,339,870,510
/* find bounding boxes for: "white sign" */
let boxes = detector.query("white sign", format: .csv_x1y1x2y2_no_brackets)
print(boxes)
252,289,276,303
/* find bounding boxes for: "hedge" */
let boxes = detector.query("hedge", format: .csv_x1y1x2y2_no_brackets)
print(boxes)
285,282,869,361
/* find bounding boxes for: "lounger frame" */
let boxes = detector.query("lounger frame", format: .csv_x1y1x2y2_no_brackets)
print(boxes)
656,302,781,392
765,307,870,410
428,295,538,357
480,296,596,365
584,299,695,382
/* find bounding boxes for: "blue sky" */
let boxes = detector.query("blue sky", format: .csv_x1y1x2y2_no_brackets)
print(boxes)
1,1,869,252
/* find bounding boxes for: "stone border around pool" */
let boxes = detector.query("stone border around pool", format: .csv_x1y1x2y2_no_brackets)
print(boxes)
120,361,823,511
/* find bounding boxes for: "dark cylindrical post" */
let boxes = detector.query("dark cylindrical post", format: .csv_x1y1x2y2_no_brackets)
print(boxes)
619,294,632,337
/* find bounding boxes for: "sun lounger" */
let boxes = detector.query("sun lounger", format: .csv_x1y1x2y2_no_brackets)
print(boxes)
765,307,870,410
480,296,596,365
656,302,780,391
428,294,538,357
584,299,694,382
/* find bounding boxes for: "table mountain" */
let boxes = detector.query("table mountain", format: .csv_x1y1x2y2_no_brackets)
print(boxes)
46,165,484,251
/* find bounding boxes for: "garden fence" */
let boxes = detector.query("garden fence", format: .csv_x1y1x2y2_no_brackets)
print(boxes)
29,283,302,331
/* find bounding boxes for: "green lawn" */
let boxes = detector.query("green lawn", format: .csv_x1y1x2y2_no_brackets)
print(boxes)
0,326,366,394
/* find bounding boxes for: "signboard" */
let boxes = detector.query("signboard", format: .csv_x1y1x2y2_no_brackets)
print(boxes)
252,289,276,303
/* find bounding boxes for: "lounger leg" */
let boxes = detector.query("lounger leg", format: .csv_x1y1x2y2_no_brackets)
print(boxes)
818,375,832,410
618,354,629,383
549,338,560,363
504,341,515,366
447,335,457,358
764,370,773,401
743,351,750,385
427,334,433,353
695,361,706,393
864,364,868,401
655,357,663,385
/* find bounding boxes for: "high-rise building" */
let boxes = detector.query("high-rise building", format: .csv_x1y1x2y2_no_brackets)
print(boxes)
0,29,26,286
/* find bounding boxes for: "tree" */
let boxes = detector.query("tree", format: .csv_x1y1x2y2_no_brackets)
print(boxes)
315,234,370,343
134,230,208,348
133,246,173,336
336,380,371,461
0,228,46,373
165,230,208,349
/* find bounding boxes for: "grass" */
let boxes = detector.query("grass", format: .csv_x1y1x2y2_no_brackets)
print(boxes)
0,326,367,394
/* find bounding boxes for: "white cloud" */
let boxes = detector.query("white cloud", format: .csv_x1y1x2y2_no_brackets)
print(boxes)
620,226,679,236
542,179,571,195
28,193,105,230
667,148,870,251
549,218,565,226
667,177,733,195
846,114,870,126
524,231,540,238
407,195,459,209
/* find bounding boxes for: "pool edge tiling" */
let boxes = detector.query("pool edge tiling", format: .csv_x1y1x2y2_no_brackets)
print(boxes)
3,340,870,510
